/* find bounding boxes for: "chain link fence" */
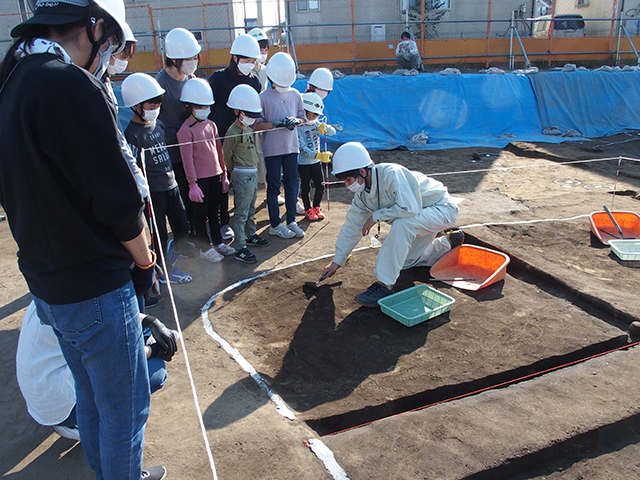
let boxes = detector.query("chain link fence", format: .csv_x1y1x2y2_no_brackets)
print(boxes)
0,0,636,68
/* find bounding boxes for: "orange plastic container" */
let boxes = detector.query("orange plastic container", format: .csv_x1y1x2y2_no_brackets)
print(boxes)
589,210,640,245
429,244,510,291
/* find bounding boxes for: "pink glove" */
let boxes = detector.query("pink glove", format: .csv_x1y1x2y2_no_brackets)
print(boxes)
221,172,230,194
188,183,204,203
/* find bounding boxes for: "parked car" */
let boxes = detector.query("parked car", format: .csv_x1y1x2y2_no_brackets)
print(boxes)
532,14,586,38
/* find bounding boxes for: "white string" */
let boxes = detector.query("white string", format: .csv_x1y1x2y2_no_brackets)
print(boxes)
143,125,298,154
459,213,592,230
425,156,640,177
138,153,219,480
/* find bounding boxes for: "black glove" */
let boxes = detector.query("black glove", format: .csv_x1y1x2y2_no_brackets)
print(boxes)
130,251,157,297
142,315,178,361
272,119,286,128
283,117,302,130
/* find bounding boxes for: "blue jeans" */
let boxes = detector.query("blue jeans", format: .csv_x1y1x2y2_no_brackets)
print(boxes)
265,153,299,227
34,281,150,480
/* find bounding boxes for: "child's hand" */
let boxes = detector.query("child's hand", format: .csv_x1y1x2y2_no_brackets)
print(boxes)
315,151,333,163
283,117,303,130
189,183,205,203
318,123,326,135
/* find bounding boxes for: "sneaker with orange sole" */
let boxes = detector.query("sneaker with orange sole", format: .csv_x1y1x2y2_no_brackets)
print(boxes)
314,206,325,220
305,208,318,221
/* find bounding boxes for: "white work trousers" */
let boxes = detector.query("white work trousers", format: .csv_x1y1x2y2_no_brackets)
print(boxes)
374,202,458,287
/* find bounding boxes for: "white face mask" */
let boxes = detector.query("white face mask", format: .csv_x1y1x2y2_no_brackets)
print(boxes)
107,57,128,75
237,61,256,76
274,85,289,94
193,108,210,121
346,177,366,193
143,107,160,122
315,88,329,99
93,44,113,79
240,114,255,127
258,53,268,64
180,59,198,75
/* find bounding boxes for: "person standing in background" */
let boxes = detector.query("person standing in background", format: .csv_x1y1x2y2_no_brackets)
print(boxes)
156,27,201,246
208,33,262,242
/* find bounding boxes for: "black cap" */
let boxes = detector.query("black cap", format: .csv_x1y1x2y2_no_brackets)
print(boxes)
11,0,91,38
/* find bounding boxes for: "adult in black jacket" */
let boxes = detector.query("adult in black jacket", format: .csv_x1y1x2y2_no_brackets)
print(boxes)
207,33,261,240
0,1,164,479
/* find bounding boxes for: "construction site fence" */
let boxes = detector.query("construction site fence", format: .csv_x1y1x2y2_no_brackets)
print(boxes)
1,0,639,74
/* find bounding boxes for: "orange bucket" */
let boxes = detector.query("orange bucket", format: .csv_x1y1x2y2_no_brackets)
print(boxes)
429,244,510,291
589,210,640,245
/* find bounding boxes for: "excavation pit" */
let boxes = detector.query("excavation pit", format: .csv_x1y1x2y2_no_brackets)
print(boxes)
206,228,632,435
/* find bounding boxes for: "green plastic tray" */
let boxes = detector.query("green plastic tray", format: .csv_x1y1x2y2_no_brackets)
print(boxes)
609,239,640,262
378,285,455,327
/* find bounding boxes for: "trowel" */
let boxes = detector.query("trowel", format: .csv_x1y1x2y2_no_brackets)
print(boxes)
305,255,352,290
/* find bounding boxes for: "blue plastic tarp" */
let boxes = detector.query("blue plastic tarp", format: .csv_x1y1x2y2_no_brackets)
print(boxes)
113,70,640,152
528,70,640,138
295,73,556,150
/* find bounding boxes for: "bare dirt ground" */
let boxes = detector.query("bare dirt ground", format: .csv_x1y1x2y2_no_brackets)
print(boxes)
2,132,640,479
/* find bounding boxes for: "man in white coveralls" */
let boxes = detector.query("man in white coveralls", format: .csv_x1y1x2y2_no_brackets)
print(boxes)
322,142,464,307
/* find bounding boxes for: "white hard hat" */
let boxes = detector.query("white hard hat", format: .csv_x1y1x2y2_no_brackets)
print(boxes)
248,28,269,42
165,28,202,59
332,142,373,176
93,0,126,46
227,84,262,114
13,0,125,46
123,22,137,43
302,92,324,114
230,34,260,59
266,52,296,87
309,68,334,91
180,78,214,105
121,73,166,107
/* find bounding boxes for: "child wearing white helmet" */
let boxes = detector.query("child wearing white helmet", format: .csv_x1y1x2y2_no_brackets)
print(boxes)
1,1,165,478
306,67,334,99
247,27,270,92
123,73,194,285
254,52,306,239
322,142,463,308
177,78,236,263
223,84,271,263
156,27,202,240
208,33,262,241
297,92,336,222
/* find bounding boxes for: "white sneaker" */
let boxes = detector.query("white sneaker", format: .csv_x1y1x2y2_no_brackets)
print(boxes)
220,225,234,240
287,221,305,238
277,195,285,205
53,425,80,441
296,200,305,215
269,223,295,239
215,242,236,256
200,247,224,263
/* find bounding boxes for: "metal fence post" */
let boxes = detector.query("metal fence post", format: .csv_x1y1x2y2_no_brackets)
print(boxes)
486,0,492,68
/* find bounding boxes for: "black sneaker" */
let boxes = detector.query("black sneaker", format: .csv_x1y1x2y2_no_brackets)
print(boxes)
444,228,464,248
141,466,166,480
354,282,394,308
246,234,270,247
235,247,258,264
144,293,160,309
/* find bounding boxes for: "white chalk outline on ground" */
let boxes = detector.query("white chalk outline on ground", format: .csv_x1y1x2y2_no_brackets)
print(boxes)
306,439,351,480
200,246,375,420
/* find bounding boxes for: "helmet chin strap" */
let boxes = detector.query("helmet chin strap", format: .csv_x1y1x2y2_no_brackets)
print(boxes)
83,10,120,72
